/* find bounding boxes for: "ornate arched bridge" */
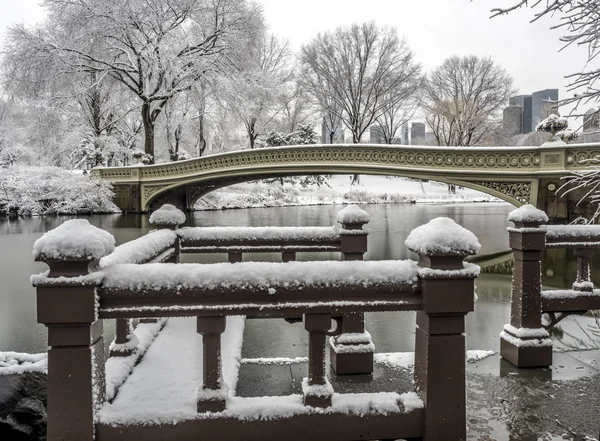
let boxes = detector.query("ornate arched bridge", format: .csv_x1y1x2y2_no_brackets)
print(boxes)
91,143,600,220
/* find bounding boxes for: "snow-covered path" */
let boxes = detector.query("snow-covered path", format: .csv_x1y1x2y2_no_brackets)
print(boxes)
99,316,245,425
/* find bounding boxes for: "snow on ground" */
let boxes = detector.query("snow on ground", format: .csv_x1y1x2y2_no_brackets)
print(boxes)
374,350,495,370
105,320,166,401
194,175,500,210
99,316,245,424
552,314,600,351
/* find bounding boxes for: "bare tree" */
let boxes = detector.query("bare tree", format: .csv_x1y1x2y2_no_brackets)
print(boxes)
220,33,294,149
491,1,600,108
301,22,422,144
423,55,515,147
375,81,422,144
5,0,262,162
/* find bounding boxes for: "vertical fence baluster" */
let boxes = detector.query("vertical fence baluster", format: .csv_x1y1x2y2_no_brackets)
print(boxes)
303,313,333,408
197,316,227,412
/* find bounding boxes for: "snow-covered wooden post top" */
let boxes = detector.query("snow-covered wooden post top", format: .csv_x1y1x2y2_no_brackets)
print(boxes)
33,219,115,277
405,217,479,441
336,204,369,261
150,204,185,263
149,204,186,230
501,204,552,368
31,219,112,441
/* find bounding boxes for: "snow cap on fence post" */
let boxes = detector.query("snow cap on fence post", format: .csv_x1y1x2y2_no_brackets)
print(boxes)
337,205,369,260
405,217,480,270
336,204,369,229
149,204,186,230
507,204,549,229
32,219,115,277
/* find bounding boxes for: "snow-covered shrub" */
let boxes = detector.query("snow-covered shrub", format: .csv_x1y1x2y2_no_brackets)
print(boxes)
0,165,119,215
262,125,329,187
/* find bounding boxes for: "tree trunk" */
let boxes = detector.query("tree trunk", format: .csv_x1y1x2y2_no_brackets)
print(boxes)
141,102,155,163
197,112,207,157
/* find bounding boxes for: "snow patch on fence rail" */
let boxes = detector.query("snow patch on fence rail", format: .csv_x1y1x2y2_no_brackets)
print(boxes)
542,289,599,299
178,226,339,242
101,260,420,292
546,224,600,240
0,352,48,375
99,229,177,267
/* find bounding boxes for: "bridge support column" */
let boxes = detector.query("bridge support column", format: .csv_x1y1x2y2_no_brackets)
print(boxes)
113,183,142,213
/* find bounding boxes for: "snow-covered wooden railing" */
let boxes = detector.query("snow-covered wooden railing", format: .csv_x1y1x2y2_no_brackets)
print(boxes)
176,204,373,374
501,205,600,368
31,216,480,441
98,228,177,357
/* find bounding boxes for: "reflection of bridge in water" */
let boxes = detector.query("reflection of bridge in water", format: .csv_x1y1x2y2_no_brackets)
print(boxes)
92,143,600,221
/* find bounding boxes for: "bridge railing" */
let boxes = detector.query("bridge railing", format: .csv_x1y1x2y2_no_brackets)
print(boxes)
501,205,600,368
32,216,479,441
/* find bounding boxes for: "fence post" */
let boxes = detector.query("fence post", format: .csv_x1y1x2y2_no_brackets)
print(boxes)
330,205,373,375
573,248,594,292
500,205,552,368
303,313,333,408
406,217,479,441
32,219,112,441
149,203,186,263
197,316,227,413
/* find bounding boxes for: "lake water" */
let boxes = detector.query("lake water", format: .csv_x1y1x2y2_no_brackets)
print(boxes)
0,202,516,354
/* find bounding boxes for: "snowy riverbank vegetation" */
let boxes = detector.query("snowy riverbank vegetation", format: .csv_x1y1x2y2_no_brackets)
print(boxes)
0,166,119,216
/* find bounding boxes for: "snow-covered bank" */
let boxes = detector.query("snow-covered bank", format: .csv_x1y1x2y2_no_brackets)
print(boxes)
195,175,501,211
0,165,119,216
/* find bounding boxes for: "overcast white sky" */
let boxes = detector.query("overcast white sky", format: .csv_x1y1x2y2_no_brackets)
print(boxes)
0,0,593,117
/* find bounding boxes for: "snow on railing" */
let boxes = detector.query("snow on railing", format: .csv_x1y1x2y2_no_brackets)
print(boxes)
31,215,479,440
99,229,178,268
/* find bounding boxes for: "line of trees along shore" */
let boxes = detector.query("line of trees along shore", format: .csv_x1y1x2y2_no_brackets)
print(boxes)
0,0,598,171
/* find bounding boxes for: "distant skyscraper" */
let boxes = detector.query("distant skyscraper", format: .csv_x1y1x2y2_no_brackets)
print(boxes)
369,126,384,143
509,95,533,133
583,108,599,132
411,122,425,144
506,89,558,135
401,122,409,145
503,106,523,137
531,89,558,129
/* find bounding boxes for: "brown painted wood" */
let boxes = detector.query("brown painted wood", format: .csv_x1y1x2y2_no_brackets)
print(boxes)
96,409,424,441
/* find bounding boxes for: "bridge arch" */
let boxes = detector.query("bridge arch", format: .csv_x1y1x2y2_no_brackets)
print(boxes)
143,167,529,212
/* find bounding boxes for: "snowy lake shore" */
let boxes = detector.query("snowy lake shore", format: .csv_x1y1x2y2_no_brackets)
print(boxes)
195,175,501,211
